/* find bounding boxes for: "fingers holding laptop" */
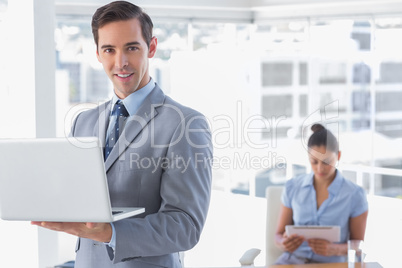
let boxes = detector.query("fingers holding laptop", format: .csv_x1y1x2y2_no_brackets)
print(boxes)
31,221,112,243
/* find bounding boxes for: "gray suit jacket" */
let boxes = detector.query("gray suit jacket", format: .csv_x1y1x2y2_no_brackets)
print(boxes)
71,85,213,268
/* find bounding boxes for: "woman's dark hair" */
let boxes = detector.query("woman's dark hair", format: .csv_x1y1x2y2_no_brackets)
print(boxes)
307,123,339,153
91,1,153,50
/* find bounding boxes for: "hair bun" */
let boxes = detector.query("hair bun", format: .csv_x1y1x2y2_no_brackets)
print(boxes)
311,123,325,133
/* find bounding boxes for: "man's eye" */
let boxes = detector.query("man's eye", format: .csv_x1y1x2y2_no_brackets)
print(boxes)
105,48,114,53
128,47,138,51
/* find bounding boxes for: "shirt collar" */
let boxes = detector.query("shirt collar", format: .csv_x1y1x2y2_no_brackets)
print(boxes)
327,169,343,194
302,172,315,188
111,78,155,116
301,169,343,194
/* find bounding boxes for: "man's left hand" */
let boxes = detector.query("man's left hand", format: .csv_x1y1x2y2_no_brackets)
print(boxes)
31,221,112,243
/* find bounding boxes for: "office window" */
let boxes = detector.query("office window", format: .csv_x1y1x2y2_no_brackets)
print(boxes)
352,119,370,130
374,18,402,57
319,62,347,84
54,13,402,199
351,21,371,51
377,62,402,84
192,23,226,50
299,62,308,85
192,23,249,51
351,32,371,50
373,18,402,141
352,90,371,113
261,95,293,118
299,95,308,116
376,164,402,197
375,120,402,138
0,0,6,18
55,18,190,104
314,91,347,113
55,18,108,103
254,17,402,198
254,21,309,52
260,60,307,91
261,62,293,86
376,92,402,112
153,21,188,60
353,62,371,84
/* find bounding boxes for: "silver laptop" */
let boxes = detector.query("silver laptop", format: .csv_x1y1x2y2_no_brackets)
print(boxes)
0,137,144,222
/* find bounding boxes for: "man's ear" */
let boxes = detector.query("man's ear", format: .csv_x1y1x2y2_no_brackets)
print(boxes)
148,37,157,58
338,150,341,161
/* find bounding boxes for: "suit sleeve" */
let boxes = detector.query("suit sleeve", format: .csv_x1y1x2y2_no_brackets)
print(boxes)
112,112,213,263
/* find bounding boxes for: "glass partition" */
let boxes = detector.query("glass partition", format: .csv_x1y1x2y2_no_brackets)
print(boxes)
55,14,402,198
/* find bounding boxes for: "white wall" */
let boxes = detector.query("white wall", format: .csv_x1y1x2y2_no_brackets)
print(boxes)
0,1,38,266
0,1,59,267
0,0,36,139
185,191,266,267
364,195,402,267
0,221,39,267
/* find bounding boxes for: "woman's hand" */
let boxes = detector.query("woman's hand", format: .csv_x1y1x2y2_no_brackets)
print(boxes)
307,238,342,256
279,233,305,253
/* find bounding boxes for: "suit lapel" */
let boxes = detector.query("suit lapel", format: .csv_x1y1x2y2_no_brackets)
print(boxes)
94,101,112,148
104,86,165,172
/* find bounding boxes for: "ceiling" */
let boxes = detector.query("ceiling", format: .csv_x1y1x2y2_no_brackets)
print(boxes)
54,0,402,22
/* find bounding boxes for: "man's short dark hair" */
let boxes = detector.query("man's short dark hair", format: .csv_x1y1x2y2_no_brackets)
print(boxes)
91,1,153,49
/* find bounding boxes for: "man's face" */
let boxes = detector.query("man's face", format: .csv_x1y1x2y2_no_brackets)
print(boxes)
96,18,157,99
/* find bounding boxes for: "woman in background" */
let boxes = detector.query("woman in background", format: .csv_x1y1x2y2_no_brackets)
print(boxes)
274,123,368,264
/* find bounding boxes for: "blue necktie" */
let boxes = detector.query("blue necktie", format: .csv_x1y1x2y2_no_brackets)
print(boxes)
104,100,129,160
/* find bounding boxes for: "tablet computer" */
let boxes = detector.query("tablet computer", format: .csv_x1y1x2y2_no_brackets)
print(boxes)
285,225,341,242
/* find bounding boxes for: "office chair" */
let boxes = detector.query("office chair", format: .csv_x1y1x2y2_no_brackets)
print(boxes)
264,186,284,265
239,186,284,266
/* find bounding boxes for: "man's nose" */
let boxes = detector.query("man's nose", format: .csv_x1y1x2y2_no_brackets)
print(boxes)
116,51,128,68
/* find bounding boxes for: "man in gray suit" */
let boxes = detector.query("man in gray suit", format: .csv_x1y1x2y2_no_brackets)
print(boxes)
32,1,213,267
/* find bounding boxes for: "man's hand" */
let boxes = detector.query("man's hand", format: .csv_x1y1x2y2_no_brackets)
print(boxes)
31,221,112,243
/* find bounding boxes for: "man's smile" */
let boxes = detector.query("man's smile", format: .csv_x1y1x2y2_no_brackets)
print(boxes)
116,73,133,78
